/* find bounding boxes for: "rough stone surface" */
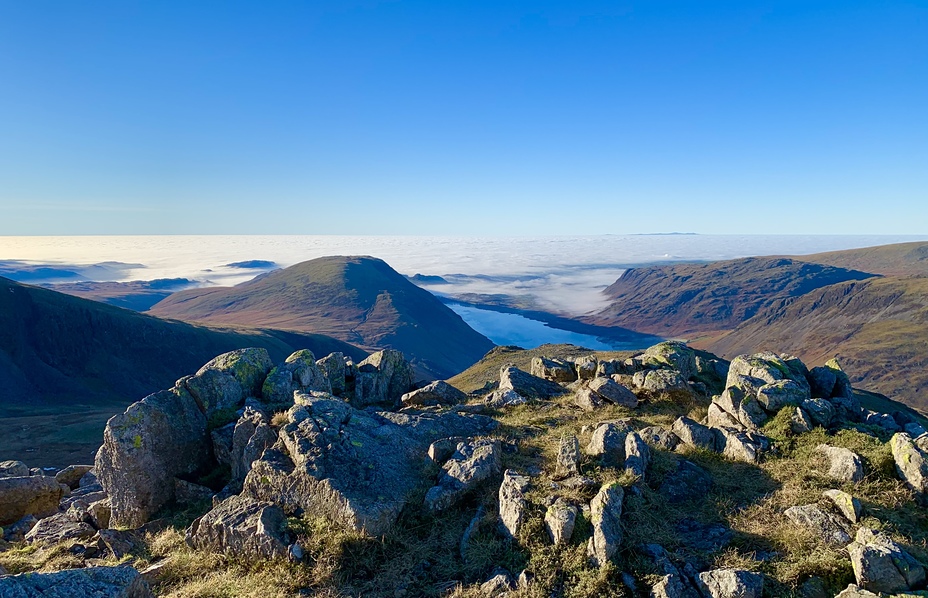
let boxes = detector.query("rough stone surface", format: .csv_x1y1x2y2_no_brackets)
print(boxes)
96,383,211,528
2,514,38,542
848,527,926,594
694,569,763,598
813,445,865,483
784,504,851,546
587,482,624,567
588,377,638,407
0,565,153,598
586,420,634,465
808,366,837,399
55,465,94,490
716,428,766,464
672,417,718,451
316,352,348,396
708,402,743,430
186,494,288,559
574,387,605,411
660,460,712,504
425,438,501,512
789,406,814,434
197,347,274,399
890,432,928,494
833,585,880,598
484,388,527,408
639,426,681,451
480,569,514,596
0,460,30,479
401,380,468,407
262,349,331,406
243,394,497,535
499,366,567,400
823,489,862,523
650,574,701,598
25,511,96,544
531,357,577,383
555,435,581,479
575,355,599,380
498,470,530,539
643,341,698,381
641,370,690,395
801,398,836,428
353,349,415,408
0,475,64,526
544,498,577,545
625,432,650,478
756,379,809,413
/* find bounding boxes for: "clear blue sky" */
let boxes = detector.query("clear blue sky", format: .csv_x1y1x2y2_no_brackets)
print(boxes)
1,1,925,235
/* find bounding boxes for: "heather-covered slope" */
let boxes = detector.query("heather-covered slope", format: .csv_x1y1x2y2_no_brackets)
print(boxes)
150,256,495,379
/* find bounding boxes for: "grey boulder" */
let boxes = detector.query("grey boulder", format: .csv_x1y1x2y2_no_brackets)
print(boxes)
0,565,153,598
587,482,624,567
890,432,928,494
424,438,501,512
0,475,64,526
694,569,763,598
812,445,865,483
401,380,468,407
499,366,567,400
847,527,926,594
588,377,638,408
186,494,288,559
784,504,851,546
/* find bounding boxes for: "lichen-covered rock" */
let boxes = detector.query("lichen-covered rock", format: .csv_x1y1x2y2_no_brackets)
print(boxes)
643,341,697,381
555,435,580,479
694,569,763,598
625,432,650,478
808,366,838,399
575,355,599,380
890,432,928,494
587,482,624,567
0,460,30,479
25,511,96,544
756,379,809,413
728,352,797,387
640,370,690,395
243,394,496,535
55,465,94,490
484,388,527,408
354,349,416,407
544,498,577,545
789,406,814,434
822,489,862,523
638,426,681,451
813,444,865,483
186,494,288,559
0,474,64,525
229,407,276,482
0,565,153,598
498,470,530,539
262,349,331,406
198,347,274,399
499,365,567,400
716,428,767,464
425,438,501,512
801,398,836,428
650,574,701,598
2,514,37,542
401,380,468,407
575,387,605,411
847,527,926,594
586,420,634,465
316,352,349,396
589,377,638,407
863,411,901,433
716,376,768,429
784,504,851,546
96,383,211,528
708,402,744,430
531,357,577,382
480,568,514,596
672,417,718,452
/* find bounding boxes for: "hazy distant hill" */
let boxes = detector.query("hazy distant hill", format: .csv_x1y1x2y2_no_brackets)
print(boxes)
0,275,367,416
150,256,495,379
797,241,928,276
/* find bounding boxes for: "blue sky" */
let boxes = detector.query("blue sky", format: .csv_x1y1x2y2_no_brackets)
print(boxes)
1,1,925,235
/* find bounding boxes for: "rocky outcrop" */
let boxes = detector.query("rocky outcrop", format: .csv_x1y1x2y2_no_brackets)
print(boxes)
660,460,712,504
498,470,530,539
185,348,274,415
847,527,926,594
55,465,94,490
25,511,96,544
186,495,289,559
588,377,638,407
586,420,633,465
531,357,577,383
587,482,624,567
499,366,567,400
555,435,580,479
401,380,468,407
890,432,928,494
672,417,718,451
642,341,697,381
424,438,501,512
544,498,577,545
694,569,763,598
0,565,153,597
0,475,64,526
624,432,649,478
822,489,862,523
353,349,415,407
261,349,331,406
0,460,30,479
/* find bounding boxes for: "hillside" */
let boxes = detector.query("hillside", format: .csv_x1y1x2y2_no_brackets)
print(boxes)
0,276,367,464
149,256,495,379
588,257,875,337
798,241,928,276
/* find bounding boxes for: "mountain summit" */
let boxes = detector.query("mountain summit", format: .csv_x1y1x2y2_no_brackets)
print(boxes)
150,256,494,379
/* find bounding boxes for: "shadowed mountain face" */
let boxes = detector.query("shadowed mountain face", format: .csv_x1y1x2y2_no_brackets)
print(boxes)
0,275,367,416
588,257,876,337
149,256,495,379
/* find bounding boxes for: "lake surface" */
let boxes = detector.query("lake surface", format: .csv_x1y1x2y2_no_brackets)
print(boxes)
448,303,656,351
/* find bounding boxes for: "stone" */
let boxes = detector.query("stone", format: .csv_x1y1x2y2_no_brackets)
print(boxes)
708,402,744,430
808,366,837,399
789,406,814,434
641,370,690,395
718,378,769,429
574,387,605,411
96,382,211,528
183,367,243,417
589,377,638,407
625,432,650,478
555,435,581,479
799,577,828,598
354,349,416,407
0,461,30,479
498,470,530,539
587,482,624,567
480,568,514,596
499,366,567,400
643,341,698,380
672,417,718,451
586,420,634,465
401,380,468,407
904,422,927,438
813,445,865,483
639,426,681,451
660,460,712,504
756,379,809,413
531,357,577,382
0,475,64,526
262,349,332,406
427,438,464,464
98,528,136,559
848,527,926,594
174,479,214,504
863,411,902,434
316,352,349,396
55,465,94,490
544,498,577,545
650,574,701,598
728,352,796,386
694,569,763,598
801,398,836,428
25,512,96,544
243,395,497,535
289,542,305,563
717,428,766,464
2,514,37,542
675,518,733,552
199,347,274,399
833,585,880,598
890,433,928,494
424,438,501,512
822,489,862,523
0,565,153,597
575,355,599,380
186,495,288,559
230,408,275,481
484,388,527,408
784,504,851,546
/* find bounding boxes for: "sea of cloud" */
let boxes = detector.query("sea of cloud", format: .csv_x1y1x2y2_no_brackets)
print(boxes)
1,234,925,315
